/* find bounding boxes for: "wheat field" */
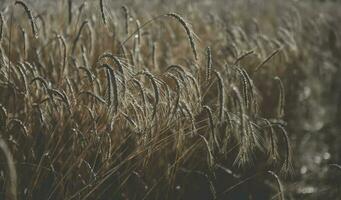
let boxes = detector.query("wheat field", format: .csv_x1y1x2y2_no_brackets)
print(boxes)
0,0,340,199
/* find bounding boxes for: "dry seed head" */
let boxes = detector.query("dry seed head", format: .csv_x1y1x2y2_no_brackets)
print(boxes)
135,19,141,45
263,119,279,162
15,0,38,38
180,101,196,135
122,6,129,34
140,71,159,120
112,57,126,100
8,118,29,138
274,76,285,118
68,0,72,24
0,12,4,43
132,78,147,113
49,89,70,107
234,66,250,111
100,64,118,111
72,20,89,55
185,73,201,104
0,138,18,200
20,27,28,59
106,68,113,107
166,65,187,84
78,67,94,83
0,105,7,131
30,76,49,91
254,49,280,72
79,91,106,104
99,0,107,25
198,134,215,176
14,64,28,94
241,68,255,113
97,53,126,100
167,73,181,121
203,105,220,151
213,70,224,121
166,13,198,60
234,50,254,65
152,42,157,70
231,85,249,165
206,47,212,81
268,170,285,200
57,35,67,75
275,124,292,174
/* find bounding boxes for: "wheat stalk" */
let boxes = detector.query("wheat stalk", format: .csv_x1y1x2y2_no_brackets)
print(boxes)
139,71,159,120
275,124,291,174
268,170,285,200
274,76,285,118
185,73,201,104
99,0,107,25
167,73,181,122
57,35,67,76
203,105,220,152
71,20,89,55
97,53,126,100
213,70,224,121
206,47,212,81
15,0,38,38
132,78,147,115
68,0,72,24
122,6,129,34
180,101,196,135
0,12,4,43
254,49,280,72
14,63,28,94
234,50,254,65
79,91,106,104
263,119,279,162
166,13,198,60
233,66,250,111
0,138,17,200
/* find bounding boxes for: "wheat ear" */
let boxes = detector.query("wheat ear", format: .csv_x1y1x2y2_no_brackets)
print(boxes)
122,6,129,34
0,12,4,43
206,47,212,81
15,0,38,38
166,13,198,60
213,70,224,121
274,76,285,118
99,0,107,25
203,105,220,152
71,20,89,55
268,171,285,200
0,138,17,200
254,49,280,72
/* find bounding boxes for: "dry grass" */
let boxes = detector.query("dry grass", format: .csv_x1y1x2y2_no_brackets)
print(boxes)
0,0,340,199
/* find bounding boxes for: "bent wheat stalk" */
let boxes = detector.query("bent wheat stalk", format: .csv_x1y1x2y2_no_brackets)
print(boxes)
0,137,18,200
15,0,38,38
166,13,198,60
99,0,107,25
206,47,212,81
274,76,285,118
254,49,280,72
213,70,224,121
0,12,4,43
268,171,285,200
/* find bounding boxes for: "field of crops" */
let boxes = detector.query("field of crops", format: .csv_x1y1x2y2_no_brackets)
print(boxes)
0,0,340,199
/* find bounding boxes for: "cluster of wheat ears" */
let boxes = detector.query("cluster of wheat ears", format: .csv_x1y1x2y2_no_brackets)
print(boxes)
0,0,319,199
